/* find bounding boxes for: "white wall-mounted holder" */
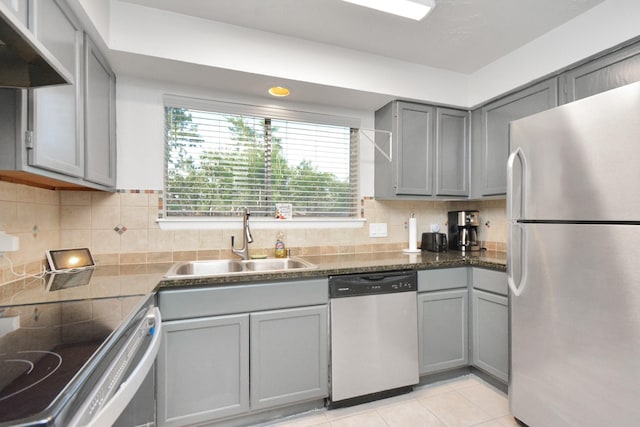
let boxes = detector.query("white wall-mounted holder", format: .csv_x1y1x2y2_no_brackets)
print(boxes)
359,128,392,162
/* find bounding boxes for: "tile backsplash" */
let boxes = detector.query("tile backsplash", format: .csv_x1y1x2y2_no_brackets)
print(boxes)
0,180,506,285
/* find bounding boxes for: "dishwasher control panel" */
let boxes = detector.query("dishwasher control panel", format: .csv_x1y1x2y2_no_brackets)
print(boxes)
329,270,417,298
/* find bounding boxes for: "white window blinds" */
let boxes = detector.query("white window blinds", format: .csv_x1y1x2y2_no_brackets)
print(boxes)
165,102,358,218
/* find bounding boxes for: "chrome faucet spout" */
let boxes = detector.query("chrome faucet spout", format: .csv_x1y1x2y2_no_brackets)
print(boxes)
231,208,252,260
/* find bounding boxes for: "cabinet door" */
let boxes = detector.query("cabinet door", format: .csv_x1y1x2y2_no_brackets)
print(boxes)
28,0,83,177
84,34,116,187
250,305,328,411
417,289,468,375
1,0,28,26
395,102,434,196
480,78,557,196
157,314,250,427
560,42,640,104
435,107,469,196
472,290,508,382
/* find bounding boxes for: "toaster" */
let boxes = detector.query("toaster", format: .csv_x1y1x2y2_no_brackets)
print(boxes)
421,232,448,252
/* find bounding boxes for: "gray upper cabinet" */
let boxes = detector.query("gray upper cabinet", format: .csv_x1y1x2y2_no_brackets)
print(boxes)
28,0,84,177
375,101,434,198
1,0,28,26
475,78,558,196
435,108,469,196
84,34,116,187
0,0,116,190
375,101,468,199
560,42,640,104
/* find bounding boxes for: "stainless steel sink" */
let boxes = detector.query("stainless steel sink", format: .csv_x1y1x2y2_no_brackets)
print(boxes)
164,257,317,279
243,258,316,272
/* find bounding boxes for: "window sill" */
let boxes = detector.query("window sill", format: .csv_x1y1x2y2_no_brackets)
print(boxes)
157,217,367,230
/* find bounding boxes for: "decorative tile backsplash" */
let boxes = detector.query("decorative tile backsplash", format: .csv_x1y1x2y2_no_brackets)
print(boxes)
0,180,507,285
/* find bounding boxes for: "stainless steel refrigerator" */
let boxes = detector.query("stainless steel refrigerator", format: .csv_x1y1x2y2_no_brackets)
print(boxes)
507,81,640,427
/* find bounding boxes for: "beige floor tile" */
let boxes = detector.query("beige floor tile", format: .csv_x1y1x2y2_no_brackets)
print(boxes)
377,399,446,427
456,384,510,418
446,376,484,390
270,412,329,427
329,411,388,427
412,383,456,399
418,391,492,427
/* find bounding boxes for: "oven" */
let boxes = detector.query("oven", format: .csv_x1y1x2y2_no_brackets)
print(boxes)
0,282,161,427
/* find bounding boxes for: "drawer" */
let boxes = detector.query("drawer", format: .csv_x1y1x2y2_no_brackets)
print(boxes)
418,267,467,292
159,278,328,321
472,268,507,296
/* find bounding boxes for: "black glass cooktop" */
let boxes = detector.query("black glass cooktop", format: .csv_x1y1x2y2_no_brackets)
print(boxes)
0,270,150,425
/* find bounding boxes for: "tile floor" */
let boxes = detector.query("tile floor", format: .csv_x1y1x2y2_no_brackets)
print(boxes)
267,375,518,427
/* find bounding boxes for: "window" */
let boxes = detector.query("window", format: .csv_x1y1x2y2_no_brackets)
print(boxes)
164,97,359,219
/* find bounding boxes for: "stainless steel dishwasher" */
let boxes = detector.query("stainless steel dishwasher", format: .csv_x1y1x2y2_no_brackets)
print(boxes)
328,270,419,408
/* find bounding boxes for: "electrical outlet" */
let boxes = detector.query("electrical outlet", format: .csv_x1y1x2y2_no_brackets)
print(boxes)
369,223,388,238
0,232,19,252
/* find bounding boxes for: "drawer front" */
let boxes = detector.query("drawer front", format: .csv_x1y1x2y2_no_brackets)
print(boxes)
472,268,507,296
418,267,467,292
159,278,328,321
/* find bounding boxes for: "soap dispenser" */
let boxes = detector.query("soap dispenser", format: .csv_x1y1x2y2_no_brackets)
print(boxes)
275,232,286,258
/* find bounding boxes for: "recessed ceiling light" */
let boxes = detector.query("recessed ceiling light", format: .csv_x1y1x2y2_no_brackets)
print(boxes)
268,86,290,97
342,0,435,21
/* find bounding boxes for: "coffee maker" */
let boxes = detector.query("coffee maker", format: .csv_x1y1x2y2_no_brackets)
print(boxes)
448,210,480,252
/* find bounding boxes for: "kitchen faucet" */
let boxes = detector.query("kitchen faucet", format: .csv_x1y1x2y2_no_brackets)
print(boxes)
231,208,253,260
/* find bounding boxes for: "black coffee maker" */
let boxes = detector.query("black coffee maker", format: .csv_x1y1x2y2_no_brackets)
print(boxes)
448,210,480,252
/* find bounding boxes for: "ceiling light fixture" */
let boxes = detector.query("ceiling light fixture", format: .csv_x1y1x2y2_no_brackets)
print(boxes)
268,86,290,97
342,0,435,21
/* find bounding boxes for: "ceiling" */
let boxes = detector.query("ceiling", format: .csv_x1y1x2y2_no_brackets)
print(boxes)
119,0,604,74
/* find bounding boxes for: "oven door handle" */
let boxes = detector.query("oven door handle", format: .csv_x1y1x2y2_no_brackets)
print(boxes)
88,306,162,427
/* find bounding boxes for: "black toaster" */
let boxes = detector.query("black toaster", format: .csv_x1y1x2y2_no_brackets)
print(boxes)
421,232,448,252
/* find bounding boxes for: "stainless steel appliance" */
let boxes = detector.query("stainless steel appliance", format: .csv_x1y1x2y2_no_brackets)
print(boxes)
507,81,640,426
448,210,480,252
421,232,447,252
328,270,419,408
0,273,161,427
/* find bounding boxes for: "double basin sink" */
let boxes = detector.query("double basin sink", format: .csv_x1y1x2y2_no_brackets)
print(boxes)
164,257,317,279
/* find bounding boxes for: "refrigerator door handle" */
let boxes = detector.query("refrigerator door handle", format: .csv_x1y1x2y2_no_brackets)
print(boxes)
507,221,527,297
507,147,527,296
507,146,526,221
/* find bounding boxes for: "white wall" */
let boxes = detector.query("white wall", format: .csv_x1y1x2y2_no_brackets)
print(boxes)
116,76,375,194
109,0,469,108
468,0,640,106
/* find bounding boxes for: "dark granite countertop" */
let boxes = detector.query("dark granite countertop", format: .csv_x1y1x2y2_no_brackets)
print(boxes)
1,251,506,307
157,250,506,289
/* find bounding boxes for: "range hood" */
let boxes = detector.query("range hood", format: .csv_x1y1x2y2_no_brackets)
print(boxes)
0,2,72,88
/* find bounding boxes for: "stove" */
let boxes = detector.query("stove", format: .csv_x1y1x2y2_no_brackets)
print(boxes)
0,267,162,426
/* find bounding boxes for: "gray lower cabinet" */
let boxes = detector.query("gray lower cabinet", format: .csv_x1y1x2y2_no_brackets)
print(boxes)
375,101,468,199
472,290,508,382
560,42,640,104
250,306,328,410
158,314,250,427
417,289,469,375
157,279,329,427
470,267,509,383
474,78,558,197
